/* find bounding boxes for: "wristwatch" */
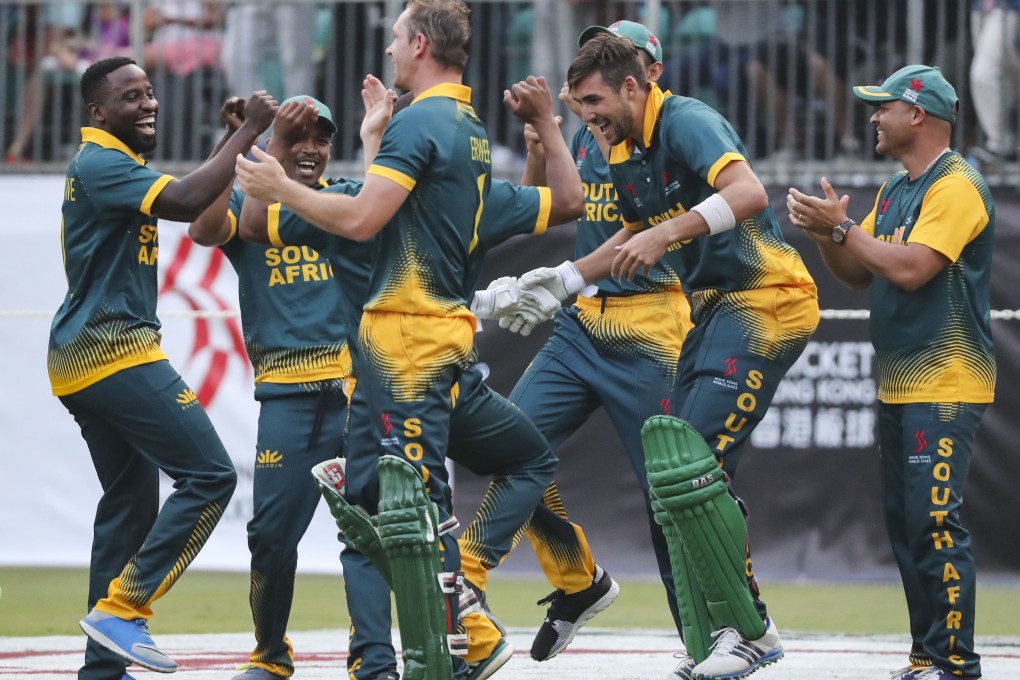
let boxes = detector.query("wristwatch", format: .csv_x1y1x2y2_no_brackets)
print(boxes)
831,218,855,246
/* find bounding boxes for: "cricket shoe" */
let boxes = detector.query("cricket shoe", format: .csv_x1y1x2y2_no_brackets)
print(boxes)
79,609,176,673
667,651,696,679
530,564,620,661
912,668,980,680
463,578,507,637
232,665,287,679
369,673,399,680
466,637,514,680
890,665,929,679
691,616,783,679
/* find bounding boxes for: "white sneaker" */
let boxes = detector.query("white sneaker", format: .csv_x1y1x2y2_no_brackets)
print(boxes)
667,651,695,680
690,617,783,679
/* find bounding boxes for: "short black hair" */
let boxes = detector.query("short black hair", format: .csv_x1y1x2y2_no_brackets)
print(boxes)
81,56,137,106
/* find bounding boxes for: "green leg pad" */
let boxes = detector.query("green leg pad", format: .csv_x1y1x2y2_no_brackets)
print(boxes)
642,416,766,641
312,459,392,585
652,495,713,662
377,455,454,680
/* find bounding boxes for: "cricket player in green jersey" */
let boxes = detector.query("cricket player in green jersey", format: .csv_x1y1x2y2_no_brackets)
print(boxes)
235,2,564,678
49,56,276,678
240,73,582,679
509,34,821,679
788,65,994,680
475,22,693,667
188,95,372,680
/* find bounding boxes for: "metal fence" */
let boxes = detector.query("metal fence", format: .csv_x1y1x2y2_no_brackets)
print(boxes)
1,0,1017,184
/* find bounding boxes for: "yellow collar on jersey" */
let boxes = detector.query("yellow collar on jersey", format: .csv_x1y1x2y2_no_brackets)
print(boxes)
609,82,671,165
80,127,146,165
412,82,472,105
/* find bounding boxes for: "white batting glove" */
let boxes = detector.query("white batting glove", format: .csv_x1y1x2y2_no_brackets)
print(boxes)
497,286,561,335
471,276,521,319
519,261,586,303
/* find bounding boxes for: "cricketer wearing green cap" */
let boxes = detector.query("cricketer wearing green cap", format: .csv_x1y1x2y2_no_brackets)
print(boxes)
789,63,994,679
579,19,663,63
852,64,959,124
187,93,369,679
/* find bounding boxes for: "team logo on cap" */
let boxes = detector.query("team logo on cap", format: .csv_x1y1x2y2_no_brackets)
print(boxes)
901,78,923,103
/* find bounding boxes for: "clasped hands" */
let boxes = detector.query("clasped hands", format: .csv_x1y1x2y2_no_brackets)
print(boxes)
472,261,585,336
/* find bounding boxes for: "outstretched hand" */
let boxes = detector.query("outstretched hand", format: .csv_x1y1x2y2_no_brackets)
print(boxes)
361,74,396,141
787,177,850,239
236,146,288,202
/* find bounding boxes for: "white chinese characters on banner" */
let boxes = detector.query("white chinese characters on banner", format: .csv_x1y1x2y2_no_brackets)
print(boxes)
751,342,877,450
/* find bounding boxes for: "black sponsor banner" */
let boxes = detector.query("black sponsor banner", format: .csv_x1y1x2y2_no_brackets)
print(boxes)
455,185,1019,580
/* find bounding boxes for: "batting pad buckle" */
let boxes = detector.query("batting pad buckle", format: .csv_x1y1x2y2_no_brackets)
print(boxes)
438,571,465,595
447,632,469,657
438,515,460,536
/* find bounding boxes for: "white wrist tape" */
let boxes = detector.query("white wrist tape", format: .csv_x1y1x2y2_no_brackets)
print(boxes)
554,261,587,297
691,193,736,235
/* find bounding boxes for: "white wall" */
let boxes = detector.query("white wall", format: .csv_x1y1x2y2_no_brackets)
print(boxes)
1,175,343,573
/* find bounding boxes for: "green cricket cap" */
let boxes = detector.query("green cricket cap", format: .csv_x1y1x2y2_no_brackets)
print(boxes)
579,20,663,64
278,95,337,134
853,64,959,124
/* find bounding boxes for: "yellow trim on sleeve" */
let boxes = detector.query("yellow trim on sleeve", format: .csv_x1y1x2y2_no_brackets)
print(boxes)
368,164,417,191
534,186,552,234
706,152,746,188
140,175,174,216
624,219,645,233
225,209,238,242
267,203,284,247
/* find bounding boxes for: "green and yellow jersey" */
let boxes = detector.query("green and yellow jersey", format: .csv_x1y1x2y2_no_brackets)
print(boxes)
48,128,175,396
364,83,491,318
221,181,372,396
571,122,680,295
466,179,551,291
861,152,996,404
608,84,814,321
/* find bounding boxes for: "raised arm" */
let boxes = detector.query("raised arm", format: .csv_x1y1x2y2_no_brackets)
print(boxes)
154,91,277,222
237,147,406,242
238,99,320,243
504,76,584,225
188,96,246,246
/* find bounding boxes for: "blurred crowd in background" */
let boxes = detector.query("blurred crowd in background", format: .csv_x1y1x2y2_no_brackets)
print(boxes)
1,0,1016,182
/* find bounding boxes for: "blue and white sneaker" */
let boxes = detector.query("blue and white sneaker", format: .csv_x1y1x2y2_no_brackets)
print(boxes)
691,617,783,679
467,637,514,680
79,609,177,673
667,651,696,679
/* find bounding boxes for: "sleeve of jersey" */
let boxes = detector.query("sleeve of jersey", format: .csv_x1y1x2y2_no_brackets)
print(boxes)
908,176,990,261
858,182,887,237
222,187,242,244
270,180,363,248
365,108,432,190
477,180,550,250
81,150,174,215
662,102,745,188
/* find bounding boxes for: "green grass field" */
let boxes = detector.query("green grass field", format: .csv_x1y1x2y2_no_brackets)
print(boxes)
1,567,1017,638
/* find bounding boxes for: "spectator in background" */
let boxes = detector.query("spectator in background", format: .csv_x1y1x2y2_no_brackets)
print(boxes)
143,1,224,77
5,2,88,163
969,0,1020,163
220,1,317,100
